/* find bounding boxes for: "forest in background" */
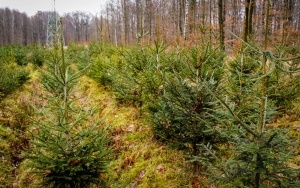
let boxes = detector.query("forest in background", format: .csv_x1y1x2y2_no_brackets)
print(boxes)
1,0,300,48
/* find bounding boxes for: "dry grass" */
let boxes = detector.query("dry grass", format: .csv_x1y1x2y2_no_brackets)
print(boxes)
0,69,45,187
79,76,194,187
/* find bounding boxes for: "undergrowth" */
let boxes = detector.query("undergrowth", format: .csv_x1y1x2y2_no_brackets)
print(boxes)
79,76,194,187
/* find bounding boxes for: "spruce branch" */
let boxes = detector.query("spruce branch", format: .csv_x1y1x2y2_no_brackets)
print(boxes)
202,80,259,137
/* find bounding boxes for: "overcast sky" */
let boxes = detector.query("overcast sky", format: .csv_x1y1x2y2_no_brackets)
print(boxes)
0,0,109,16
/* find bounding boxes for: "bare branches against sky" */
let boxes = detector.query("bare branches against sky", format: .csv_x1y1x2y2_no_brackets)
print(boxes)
0,0,108,16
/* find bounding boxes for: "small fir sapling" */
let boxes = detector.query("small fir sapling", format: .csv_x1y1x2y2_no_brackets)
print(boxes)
148,44,227,186
205,12,300,186
27,18,111,188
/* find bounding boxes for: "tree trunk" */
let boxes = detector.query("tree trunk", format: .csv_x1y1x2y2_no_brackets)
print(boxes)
4,8,13,45
179,0,184,37
189,0,196,35
145,0,152,42
122,0,129,44
243,0,255,42
254,166,260,188
218,0,225,50
201,0,206,27
100,15,104,43
209,0,212,42
282,0,294,44
183,0,189,40
248,0,255,36
106,5,111,43
136,0,142,43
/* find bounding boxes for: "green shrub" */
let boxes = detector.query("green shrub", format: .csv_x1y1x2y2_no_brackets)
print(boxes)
0,46,32,101
87,44,123,88
0,64,29,100
0,47,12,64
226,46,268,125
13,46,28,66
147,44,226,186
109,43,169,108
30,47,46,67
268,45,300,114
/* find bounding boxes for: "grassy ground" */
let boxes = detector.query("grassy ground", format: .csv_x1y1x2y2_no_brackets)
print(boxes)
0,69,44,187
78,76,194,187
1,72,194,187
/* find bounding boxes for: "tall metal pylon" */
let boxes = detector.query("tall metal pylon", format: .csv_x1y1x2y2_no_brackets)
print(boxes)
46,0,62,47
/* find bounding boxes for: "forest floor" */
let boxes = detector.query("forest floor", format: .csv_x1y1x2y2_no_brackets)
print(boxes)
73,76,194,187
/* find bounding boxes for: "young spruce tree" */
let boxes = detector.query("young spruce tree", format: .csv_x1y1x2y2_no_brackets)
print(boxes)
206,2,300,187
148,44,227,186
209,47,300,187
27,18,111,188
